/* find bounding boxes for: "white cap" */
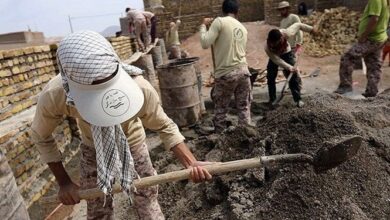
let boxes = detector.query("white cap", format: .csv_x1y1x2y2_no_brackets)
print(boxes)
67,65,144,126
277,1,290,9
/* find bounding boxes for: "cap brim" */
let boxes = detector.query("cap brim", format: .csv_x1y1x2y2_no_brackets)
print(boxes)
68,66,144,126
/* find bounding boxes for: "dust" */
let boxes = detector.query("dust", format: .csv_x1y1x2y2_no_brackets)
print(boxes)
152,91,390,219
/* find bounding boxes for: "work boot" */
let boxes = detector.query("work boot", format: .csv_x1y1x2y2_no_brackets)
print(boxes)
362,92,377,98
334,86,353,94
296,100,305,108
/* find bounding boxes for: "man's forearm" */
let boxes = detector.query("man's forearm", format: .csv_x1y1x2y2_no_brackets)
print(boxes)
361,16,379,38
48,162,73,186
171,142,197,168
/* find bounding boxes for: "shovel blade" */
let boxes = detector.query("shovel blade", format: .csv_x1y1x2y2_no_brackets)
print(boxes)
314,135,363,173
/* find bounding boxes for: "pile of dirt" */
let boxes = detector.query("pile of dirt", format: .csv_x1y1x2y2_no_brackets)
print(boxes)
152,91,390,219
301,7,361,57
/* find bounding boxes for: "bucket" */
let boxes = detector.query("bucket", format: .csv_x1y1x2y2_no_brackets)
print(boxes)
156,59,201,127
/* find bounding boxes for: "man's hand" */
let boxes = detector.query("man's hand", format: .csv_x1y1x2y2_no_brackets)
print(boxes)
188,161,213,183
294,44,302,54
311,25,319,35
58,181,80,205
202,18,213,26
171,142,214,183
289,66,299,73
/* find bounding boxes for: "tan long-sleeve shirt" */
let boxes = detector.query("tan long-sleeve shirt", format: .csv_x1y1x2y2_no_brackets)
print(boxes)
280,14,303,48
31,74,184,163
200,16,248,79
265,23,313,70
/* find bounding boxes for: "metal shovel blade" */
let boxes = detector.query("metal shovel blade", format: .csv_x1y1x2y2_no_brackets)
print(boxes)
313,135,363,173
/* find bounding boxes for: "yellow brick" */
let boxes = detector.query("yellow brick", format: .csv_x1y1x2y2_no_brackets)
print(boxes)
3,86,15,96
2,50,15,58
2,78,10,86
12,57,19,65
12,103,23,113
18,56,26,64
41,45,50,52
6,59,13,67
14,49,23,56
12,66,20,74
18,74,24,81
27,56,34,63
0,69,12,77
0,51,3,59
23,47,34,55
33,46,43,53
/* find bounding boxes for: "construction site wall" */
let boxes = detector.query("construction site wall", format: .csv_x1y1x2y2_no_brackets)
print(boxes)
0,36,135,207
154,0,367,40
156,0,264,40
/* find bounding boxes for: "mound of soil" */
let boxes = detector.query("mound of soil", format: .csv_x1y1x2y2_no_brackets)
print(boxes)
152,91,390,219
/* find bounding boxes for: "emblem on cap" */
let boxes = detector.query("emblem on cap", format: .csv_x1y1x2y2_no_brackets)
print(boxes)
102,89,130,117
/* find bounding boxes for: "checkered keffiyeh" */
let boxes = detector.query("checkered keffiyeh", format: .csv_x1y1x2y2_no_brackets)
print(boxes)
57,31,142,195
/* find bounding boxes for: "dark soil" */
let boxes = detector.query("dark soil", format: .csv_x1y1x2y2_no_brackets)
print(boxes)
152,91,390,219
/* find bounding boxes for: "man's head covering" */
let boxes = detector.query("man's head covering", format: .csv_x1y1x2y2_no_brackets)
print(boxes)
57,30,144,194
277,1,290,9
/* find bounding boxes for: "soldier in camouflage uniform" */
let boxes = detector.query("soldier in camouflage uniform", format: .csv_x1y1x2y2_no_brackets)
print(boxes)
335,0,389,97
80,143,163,220
31,31,212,220
200,0,252,133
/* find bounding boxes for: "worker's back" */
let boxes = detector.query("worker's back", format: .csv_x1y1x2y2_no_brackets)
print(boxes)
213,16,248,78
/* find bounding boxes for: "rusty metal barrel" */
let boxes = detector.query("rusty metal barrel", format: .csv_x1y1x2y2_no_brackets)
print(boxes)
157,59,201,127
0,152,30,220
175,57,206,113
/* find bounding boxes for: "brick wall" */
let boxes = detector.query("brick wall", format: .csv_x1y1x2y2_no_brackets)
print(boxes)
108,36,135,60
155,0,265,40
0,45,58,122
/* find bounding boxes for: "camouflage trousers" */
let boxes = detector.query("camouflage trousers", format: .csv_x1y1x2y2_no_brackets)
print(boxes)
338,40,385,96
134,19,151,51
212,66,252,133
80,142,164,220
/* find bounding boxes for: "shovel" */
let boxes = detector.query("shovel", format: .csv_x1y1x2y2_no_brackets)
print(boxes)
40,135,362,205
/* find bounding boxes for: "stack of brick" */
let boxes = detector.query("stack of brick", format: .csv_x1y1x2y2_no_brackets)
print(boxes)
0,119,74,207
0,45,58,122
108,36,133,60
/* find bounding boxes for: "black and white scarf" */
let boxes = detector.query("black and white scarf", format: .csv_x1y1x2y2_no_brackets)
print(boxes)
57,31,143,195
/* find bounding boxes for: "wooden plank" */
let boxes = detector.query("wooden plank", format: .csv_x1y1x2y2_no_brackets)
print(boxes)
123,38,159,64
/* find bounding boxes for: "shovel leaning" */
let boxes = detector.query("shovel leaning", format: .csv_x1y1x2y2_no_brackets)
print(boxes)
41,135,362,205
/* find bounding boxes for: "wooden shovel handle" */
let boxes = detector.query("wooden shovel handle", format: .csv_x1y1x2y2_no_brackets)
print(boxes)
40,154,311,204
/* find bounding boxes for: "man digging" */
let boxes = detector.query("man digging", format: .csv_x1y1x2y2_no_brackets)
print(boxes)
31,31,212,220
334,0,389,97
265,23,318,108
200,0,252,133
